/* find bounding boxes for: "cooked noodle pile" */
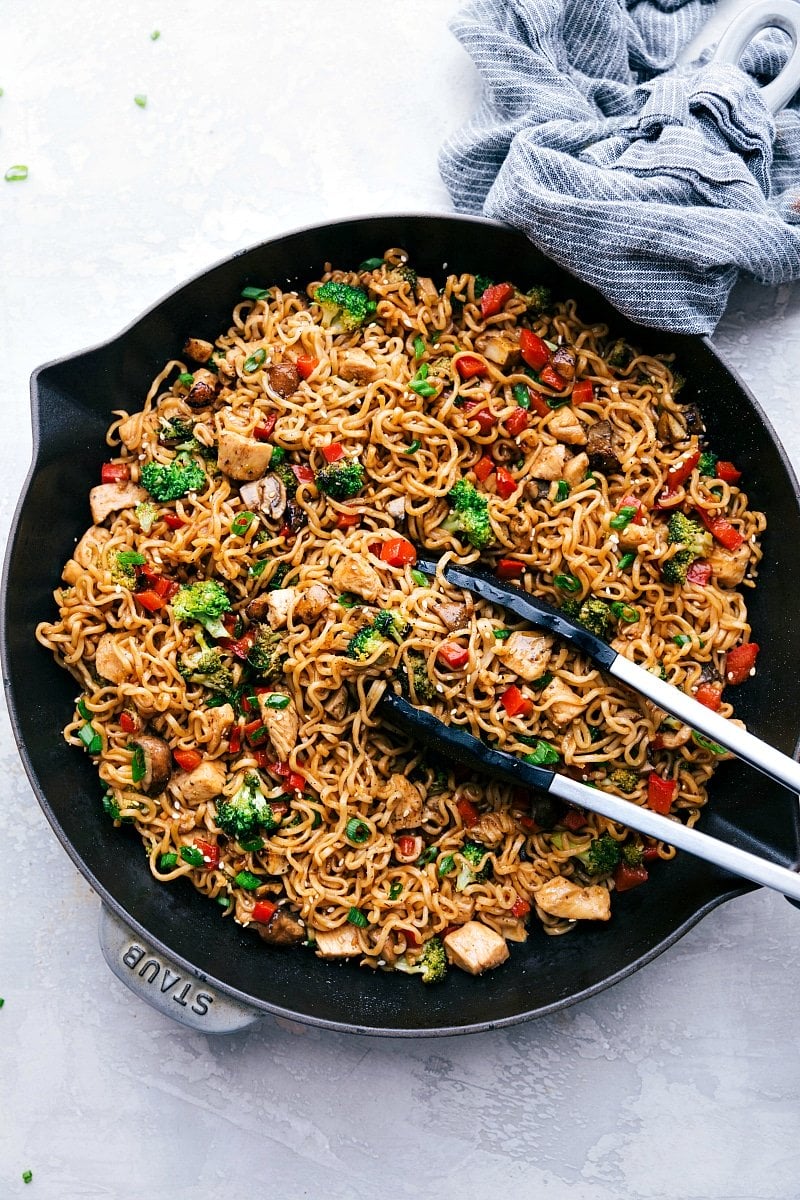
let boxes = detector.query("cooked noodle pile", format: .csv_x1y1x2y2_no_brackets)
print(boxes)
37,250,764,981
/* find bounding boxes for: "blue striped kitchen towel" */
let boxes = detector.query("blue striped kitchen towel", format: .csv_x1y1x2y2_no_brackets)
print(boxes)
439,0,800,333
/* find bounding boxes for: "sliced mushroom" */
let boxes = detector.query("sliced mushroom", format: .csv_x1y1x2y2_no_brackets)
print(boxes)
256,908,305,945
267,363,300,398
89,482,148,525
586,419,622,475
474,331,520,369
239,473,287,519
132,735,172,795
327,686,349,721
218,429,274,481
182,337,214,364
186,369,220,409
551,346,576,380
431,600,471,631
682,404,705,435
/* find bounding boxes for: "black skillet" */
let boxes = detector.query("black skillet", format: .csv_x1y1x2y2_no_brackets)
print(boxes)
3,214,800,1035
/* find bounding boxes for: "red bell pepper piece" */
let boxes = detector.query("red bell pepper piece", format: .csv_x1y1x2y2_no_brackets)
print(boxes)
437,641,470,670
228,724,242,755
686,560,712,586
455,354,489,379
614,862,649,893
244,718,269,746
162,512,186,530
292,464,315,484
725,642,759,685
322,442,344,464
480,281,515,318
174,748,203,772
695,681,723,711
399,927,422,947
462,402,497,434
539,363,567,391
295,354,318,380
560,807,586,832
336,510,360,529
571,379,594,406
716,460,741,484
620,494,645,525
265,761,306,792
229,628,256,660
500,684,533,719
135,589,167,613
456,796,480,826
119,710,139,735
396,835,418,858
380,537,416,567
642,844,661,863
506,407,530,436
657,450,700,506
496,558,524,579
101,462,131,484
252,899,278,924
519,328,550,371
510,895,532,918
495,466,518,499
473,455,495,482
195,838,219,868
253,413,277,441
697,508,744,552
647,772,677,814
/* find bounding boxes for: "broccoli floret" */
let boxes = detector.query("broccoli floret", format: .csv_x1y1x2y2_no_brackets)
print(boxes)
442,478,493,550
179,630,234,696
394,936,448,984
698,451,718,477
172,580,232,639
667,512,712,557
346,623,388,663
577,598,613,640
110,550,140,589
522,284,551,314
272,461,298,498
607,338,631,369
158,417,195,448
134,501,159,533
140,453,206,502
389,263,418,293
455,839,492,891
246,624,285,678
373,609,411,644
314,281,375,332
576,833,621,875
661,549,693,586
215,772,281,841
315,458,366,500
607,767,639,795
473,275,493,298
621,841,644,867
398,650,435,702
560,596,581,619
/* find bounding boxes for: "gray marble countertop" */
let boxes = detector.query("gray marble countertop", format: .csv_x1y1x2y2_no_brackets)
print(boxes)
2,3,800,1197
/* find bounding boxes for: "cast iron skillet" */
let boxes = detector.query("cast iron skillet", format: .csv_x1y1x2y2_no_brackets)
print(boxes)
4,214,800,1036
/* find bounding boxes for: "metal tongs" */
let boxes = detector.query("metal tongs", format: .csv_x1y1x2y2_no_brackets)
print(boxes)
379,553,800,902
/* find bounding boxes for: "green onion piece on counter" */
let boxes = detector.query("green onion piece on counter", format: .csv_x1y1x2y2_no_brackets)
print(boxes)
0,997,4,1007
611,601,639,624
618,552,636,571
388,882,403,900
337,592,359,608
150,29,161,39
158,853,178,870
249,559,269,578
130,744,146,782
180,846,205,867
522,739,560,766
230,511,255,536
415,846,438,867
413,336,426,360
22,1171,32,1185
359,257,384,271
555,480,570,502
270,445,286,465
77,698,91,721
117,550,146,568
78,724,102,754
178,372,194,386
437,853,455,878
673,634,691,647
410,569,427,587
493,628,511,640
5,164,28,181
692,731,727,756
243,347,267,372
347,907,368,927
264,693,290,710
234,870,263,890
610,506,637,531
134,94,147,108
513,383,531,409
405,439,421,454
241,286,271,301
345,817,370,844
554,573,581,593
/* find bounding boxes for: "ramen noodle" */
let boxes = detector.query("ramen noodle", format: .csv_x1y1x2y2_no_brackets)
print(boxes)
36,251,764,982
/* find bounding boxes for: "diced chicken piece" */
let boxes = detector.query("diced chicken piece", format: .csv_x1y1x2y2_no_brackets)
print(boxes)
294,583,330,624
263,846,290,877
709,542,750,587
267,362,300,397
431,600,471,631
117,414,141,450
586,419,622,474
540,676,585,726
327,686,349,721
530,442,567,481
94,633,133,684
443,922,510,975
245,592,273,622
618,522,656,550
131,734,172,795
386,496,406,521
61,560,83,585
171,760,227,805
385,773,424,831
215,347,238,385
394,834,424,863
474,331,520,370
89,482,148,525
314,926,364,958
470,810,517,847
218,429,274,481
339,347,378,384
533,876,611,922
551,346,576,380
75,526,111,567
186,369,220,409
257,694,300,762
239,473,287,520
201,703,235,749
256,908,305,945
416,276,439,306
331,555,381,602
496,632,553,682
561,451,590,486
183,337,214,364
548,407,587,445
260,587,295,629
658,723,692,749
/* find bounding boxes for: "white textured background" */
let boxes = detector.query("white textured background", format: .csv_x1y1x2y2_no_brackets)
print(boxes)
2,2,800,1197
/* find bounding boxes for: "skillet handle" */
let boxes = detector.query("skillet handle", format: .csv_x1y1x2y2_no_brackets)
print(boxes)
98,906,262,1034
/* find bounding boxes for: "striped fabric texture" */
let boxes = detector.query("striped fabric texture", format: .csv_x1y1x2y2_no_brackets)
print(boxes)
439,0,800,332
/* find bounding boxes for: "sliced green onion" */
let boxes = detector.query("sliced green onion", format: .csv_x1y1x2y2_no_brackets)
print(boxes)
673,634,691,647
493,629,512,640
347,906,368,927
205,695,227,708
692,731,727,756
430,330,442,345
180,845,205,867
241,286,271,301
130,744,146,782
618,552,636,571
270,445,286,465
5,164,28,182
243,348,267,373
134,94,147,108
345,817,370,844
337,592,359,608
529,671,554,690
405,439,421,454
264,693,290,710
611,601,639,624
547,395,571,409
158,852,178,870
555,480,570,502
410,569,427,587
78,723,102,754
77,698,92,721
117,550,146,568
588,724,604,743
388,881,403,900
584,471,596,484
101,792,121,820
410,364,437,397
150,29,161,40
609,505,637,531
217,894,231,907
234,870,263,890
437,853,455,878
413,335,426,360
554,573,581,593
359,257,384,271
230,511,255,537
178,372,195,386
544,338,558,352
239,836,264,852
522,739,560,766
513,383,531,409
249,559,269,578
415,846,438,867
